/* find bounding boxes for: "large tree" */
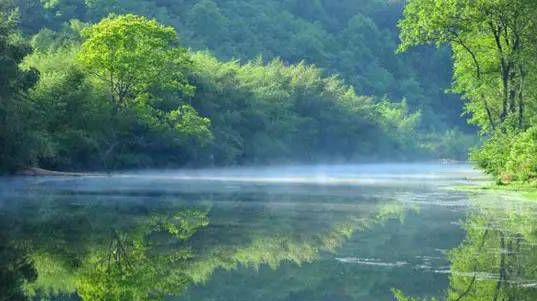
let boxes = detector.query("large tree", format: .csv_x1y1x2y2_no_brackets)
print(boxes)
398,0,537,132
78,14,193,111
76,14,211,168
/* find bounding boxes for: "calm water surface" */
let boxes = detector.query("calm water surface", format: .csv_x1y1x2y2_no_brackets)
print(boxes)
1,163,536,301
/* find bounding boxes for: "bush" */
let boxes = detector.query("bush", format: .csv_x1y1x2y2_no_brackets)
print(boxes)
471,126,537,183
471,130,513,177
505,127,537,182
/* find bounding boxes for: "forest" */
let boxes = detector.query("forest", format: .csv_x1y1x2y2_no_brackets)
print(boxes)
398,0,537,184
0,0,476,173
1,0,536,184
4,1,537,301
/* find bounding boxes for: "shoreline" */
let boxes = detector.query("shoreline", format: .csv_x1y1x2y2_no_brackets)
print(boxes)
453,182,537,200
10,161,473,178
15,167,105,177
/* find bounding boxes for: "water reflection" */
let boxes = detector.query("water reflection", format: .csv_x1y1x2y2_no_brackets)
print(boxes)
395,192,537,301
3,164,516,301
447,193,537,301
3,198,208,300
0,176,409,301
0,217,37,301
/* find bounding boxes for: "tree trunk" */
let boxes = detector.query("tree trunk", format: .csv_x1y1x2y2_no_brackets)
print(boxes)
518,64,525,129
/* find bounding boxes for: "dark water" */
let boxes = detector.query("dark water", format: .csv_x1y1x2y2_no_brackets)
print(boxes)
1,163,536,301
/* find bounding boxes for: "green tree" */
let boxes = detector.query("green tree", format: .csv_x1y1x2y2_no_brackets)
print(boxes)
76,14,211,169
0,2,41,172
9,0,465,130
187,52,424,164
78,14,193,111
399,0,537,180
399,0,537,132
24,46,115,170
187,0,228,45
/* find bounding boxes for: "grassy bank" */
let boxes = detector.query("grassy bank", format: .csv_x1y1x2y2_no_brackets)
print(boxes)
454,181,537,200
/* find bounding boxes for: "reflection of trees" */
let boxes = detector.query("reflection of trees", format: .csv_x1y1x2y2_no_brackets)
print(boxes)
395,193,537,301
0,222,37,301
1,197,209,301
76,209,209,301
0,193,403,301
447,195,537,301
181,199,407,284
180,201,442,301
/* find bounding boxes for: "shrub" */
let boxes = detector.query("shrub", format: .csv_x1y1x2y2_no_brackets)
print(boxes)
471,126,537,183
505,127,537,182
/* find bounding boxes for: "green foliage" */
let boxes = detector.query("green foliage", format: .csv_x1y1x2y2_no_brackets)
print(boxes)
166,105,212,146
12,0,464,130
30,19,86,52
421,130,479,161
23,46,112,170
376,99,421,150
392,289,438,301
472,127,537,183
399,0,537,182
505,127,537,182
12,15,214,171
79,14,193,109
470,130,515,179
0,1,477,172
189,52,424,164
0,2,42,172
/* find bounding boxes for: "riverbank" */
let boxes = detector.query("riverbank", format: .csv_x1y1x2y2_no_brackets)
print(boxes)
8,160,469,177
454,182,537,200
15,167,104,177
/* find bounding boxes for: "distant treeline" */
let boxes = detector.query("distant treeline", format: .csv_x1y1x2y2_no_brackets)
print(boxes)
0,0,475,172
11,0,469,129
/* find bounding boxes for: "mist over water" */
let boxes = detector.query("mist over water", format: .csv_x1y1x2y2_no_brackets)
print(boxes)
1,163,535,301
121,162,479,182
1,162,483,196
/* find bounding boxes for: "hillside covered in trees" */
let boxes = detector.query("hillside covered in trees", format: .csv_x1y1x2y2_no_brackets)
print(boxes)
1,0,476,172
4,2,537,301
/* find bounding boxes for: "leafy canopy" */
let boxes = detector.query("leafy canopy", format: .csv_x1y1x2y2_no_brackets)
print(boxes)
398,0,537,181
0,1,42,172
399,0,537,132
79,14,193,109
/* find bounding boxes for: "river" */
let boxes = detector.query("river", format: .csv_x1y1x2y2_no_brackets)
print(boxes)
1,163,536,300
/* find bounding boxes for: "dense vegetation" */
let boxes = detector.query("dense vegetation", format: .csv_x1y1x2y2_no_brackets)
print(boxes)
399,0,537,184
12,0,462,128
0,0,476,172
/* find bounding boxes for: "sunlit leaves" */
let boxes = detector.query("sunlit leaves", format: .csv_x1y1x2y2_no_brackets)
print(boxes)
399,0,537,131
79,14,193,109
399,0,537,180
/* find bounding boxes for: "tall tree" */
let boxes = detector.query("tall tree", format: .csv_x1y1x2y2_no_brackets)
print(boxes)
78,14,193,111
398,0,537,132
